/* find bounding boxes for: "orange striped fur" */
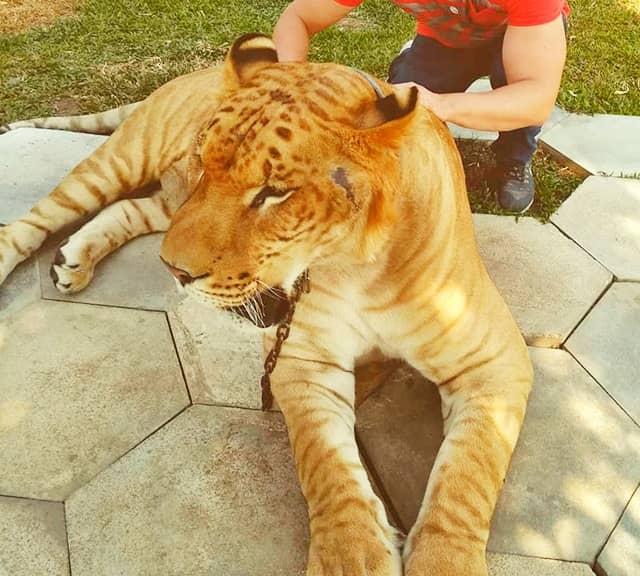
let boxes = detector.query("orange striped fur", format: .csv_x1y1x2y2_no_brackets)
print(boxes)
0,102,140,135
0,34,532,576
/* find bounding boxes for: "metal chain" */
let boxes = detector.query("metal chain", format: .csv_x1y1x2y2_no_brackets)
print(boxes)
261,270,311,410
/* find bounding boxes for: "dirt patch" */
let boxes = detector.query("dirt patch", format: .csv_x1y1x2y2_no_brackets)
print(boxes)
336,15,372,31
0,0,76,35
53,96,82,115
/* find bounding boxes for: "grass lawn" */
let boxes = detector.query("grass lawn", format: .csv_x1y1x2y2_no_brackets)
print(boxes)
0,0,638,219
560,0,640,116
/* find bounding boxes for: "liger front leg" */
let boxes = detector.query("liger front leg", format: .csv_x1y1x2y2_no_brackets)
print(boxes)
272,357,402,576
0,125,155,287
405,354,532,575
50,189,177,293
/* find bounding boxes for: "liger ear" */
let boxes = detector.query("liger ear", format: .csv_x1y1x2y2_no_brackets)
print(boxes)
223,33,279,89
355,85,419,147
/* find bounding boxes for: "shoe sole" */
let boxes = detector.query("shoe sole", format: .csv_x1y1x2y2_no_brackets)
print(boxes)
503,195,534,214
495,190,534,215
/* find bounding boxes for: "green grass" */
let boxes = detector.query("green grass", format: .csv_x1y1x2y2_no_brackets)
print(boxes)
4,0,636,122
560,0,640,116
0,0,636,217
0,0,414,122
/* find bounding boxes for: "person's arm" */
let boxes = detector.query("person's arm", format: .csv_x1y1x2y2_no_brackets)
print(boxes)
397,15,567,131
273,0,357,62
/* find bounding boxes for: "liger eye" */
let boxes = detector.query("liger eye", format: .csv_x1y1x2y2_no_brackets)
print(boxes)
250,185,298,209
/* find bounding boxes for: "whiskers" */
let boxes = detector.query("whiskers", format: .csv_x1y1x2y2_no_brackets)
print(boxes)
256,279,288,301
241,280,288,326
240,296,262,326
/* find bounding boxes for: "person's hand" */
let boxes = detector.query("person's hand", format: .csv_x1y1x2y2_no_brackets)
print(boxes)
393,82,449,122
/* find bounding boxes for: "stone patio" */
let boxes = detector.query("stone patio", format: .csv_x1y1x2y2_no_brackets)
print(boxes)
1,108,639,576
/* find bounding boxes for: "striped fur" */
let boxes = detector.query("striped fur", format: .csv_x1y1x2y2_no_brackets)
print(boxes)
0,103,140,135
1,34,533,576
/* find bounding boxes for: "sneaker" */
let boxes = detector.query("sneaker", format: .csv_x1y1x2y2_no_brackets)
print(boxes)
494,161,535,214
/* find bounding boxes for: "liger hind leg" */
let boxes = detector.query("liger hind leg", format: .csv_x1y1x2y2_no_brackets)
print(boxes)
272,358,402,576
404,356,532,576
50,189,178,293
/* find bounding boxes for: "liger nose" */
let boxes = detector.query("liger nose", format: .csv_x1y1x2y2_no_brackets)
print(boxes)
160,259,196,286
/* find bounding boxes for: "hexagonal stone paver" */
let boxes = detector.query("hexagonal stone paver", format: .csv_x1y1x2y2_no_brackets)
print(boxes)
552,176,640,281
0,258,39,319
597,486,640,576
566,282,640,425
0,129,106,223
540,114,640,177
490,348,640,562
38,233,179,311
0,300,188,500
168,298,263,409
487,553,594,576
356,348,640,563
66,404,308,576
474,214,612,347
356,364,442,530
0,496,69,576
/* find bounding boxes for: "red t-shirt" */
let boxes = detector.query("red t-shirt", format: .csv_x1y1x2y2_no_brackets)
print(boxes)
335,0,570,47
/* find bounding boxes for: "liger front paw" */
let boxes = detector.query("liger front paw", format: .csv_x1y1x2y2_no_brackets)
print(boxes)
306,527,402,576
49,241,95,293
404,542,488,576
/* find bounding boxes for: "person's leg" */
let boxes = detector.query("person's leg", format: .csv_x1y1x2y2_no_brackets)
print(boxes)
489,17,567,168
485,36,538,212
388,35,484,94
486,26,569,213
488,37,541,167
388,35,539,213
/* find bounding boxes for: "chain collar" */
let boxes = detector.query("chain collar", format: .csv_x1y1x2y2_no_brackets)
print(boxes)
260,270,311,410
